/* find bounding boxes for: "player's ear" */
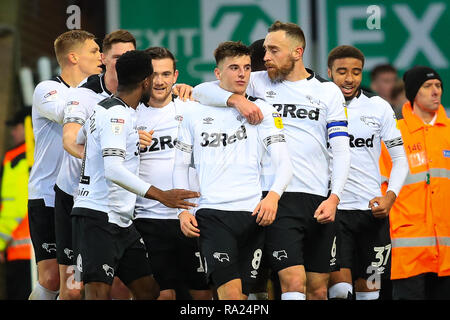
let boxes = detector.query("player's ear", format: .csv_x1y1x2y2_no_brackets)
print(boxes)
143,76,151,90
327,68,332,79
292,46,303,61
173,69,179,83
100,52,106,65
214,67,221,81
67,52,78,65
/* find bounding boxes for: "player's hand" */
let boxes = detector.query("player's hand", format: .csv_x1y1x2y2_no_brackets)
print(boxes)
159,188,200,209
369,191,396,219
138,129,154,148
227,94,263,125
252,191,279,226
173,84,193,101
314,193,339,224
179,211,200,238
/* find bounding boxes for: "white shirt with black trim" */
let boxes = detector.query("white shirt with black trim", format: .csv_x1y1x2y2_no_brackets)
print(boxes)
173,99,289,213
73,96,146,227
336,90,404,210
134,98,199,220
247,70,348,197
56,74,112,197
28,76,71,207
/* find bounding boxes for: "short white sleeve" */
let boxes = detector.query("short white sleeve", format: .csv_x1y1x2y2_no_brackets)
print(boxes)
63,88,96,126
33,81,67,124
99,106,130,157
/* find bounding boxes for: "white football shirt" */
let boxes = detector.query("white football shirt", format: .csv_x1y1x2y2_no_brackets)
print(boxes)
73,96,143,227
247,70,348,197
174,99,287,212
28,76,71,207
134,98,199,220
335,90,403,210
56,74,112,197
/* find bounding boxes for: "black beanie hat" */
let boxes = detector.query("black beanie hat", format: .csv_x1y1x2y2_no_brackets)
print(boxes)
403,66,442,105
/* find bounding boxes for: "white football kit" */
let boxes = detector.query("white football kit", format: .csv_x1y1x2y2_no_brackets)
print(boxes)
336,90,408,210
28,76,71,206
134,98,199,220
73,96,150,227
172,98,292,213
56,74,112,198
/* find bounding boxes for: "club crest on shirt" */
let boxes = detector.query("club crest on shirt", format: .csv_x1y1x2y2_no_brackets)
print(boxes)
111,118,124,135
175,115,183,122
360,115,380,128
306,95,326,109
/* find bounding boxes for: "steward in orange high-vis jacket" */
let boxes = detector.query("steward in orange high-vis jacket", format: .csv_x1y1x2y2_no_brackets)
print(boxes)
380,66,450,300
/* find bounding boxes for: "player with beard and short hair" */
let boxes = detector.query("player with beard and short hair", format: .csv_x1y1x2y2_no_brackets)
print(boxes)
71,50,200,300
192,21,351,300
28,30,102,300
133,47,212,300
326,45,408,300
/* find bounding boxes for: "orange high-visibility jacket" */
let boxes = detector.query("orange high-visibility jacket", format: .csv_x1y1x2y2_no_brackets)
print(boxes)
0,143,32,261
6,214,31,261
380,102,450,280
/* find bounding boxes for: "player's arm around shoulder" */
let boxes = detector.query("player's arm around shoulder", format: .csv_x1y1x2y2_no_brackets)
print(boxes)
192,79,263,125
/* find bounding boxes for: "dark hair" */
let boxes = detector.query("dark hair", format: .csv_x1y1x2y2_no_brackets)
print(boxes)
249,39,266,71
327,45,365,69
214,41,250,66
390,79,405,101
370,64,397,81
144,47,177,71
102,29,136,54
116,50,152,91
54,30,96,66
268,21,306,50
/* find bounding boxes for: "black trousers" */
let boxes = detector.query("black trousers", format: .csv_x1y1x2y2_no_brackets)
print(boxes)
392,273,450,300
6,259,32,300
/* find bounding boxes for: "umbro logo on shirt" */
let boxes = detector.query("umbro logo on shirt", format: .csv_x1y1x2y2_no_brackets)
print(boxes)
265,90,277,98
203,117,214,124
